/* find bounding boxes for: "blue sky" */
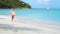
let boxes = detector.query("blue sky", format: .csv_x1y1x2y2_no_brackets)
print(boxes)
22,0,60,9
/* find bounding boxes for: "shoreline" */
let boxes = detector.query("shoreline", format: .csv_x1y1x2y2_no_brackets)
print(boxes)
0,15,60,34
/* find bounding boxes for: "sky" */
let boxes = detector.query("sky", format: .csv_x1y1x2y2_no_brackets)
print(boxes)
22,0,60,9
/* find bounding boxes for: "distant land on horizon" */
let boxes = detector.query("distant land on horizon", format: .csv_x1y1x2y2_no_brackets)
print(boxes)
0,0,31,9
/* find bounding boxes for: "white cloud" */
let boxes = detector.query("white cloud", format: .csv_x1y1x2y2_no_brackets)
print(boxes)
37,0,43,4
30,0,33,1
36,0,50,9
44,0,49,2
37,0,50,4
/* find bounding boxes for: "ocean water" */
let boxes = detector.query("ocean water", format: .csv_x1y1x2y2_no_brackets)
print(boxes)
0,9,60,22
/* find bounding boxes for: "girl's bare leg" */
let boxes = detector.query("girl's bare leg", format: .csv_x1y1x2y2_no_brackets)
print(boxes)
12,16,14,22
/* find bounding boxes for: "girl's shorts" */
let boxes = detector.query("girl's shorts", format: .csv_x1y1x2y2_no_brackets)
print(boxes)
12,14,15,16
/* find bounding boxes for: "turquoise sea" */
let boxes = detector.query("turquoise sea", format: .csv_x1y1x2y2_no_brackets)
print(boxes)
0,9,60,22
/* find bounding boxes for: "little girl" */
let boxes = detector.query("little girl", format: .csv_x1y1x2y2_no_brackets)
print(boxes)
11,9,16,22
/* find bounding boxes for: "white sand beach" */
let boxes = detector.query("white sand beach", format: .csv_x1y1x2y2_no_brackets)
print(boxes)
0,15,60,34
